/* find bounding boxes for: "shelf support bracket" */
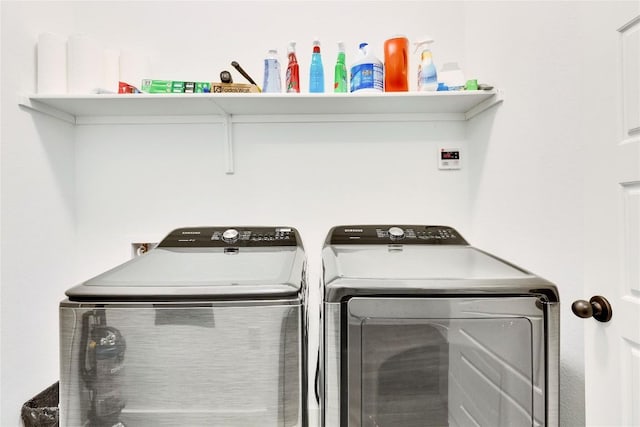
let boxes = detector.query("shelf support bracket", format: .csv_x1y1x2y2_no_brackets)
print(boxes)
18,96,76,124
223,114,234,174
465,89,504,120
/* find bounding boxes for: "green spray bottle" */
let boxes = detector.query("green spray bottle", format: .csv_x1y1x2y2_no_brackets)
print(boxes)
334,41,347,92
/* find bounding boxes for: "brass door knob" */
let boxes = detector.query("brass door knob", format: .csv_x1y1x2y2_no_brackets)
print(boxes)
571,295,613,322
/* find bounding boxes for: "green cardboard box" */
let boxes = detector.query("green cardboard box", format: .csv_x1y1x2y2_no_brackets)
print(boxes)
141,79,212,94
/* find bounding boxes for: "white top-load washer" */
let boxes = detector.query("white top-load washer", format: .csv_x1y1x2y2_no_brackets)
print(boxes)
321,225,559,427
60,226,307,427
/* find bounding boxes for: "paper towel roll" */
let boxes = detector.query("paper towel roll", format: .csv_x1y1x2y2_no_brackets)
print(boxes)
37,32,67,94
103,48,120,93
67,33,104,94
119,50,151,91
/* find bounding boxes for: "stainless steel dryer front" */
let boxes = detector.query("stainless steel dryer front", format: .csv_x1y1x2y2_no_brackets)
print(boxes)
321,225,559,427
60,226,307,427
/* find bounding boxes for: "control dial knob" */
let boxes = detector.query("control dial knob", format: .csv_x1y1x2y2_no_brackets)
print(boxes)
222,228,240,244
388,227,405,240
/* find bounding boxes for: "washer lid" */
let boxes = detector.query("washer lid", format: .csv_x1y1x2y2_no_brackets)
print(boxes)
66,226,305,301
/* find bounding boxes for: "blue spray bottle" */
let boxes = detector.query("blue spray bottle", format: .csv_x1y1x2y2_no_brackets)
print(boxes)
309,39,325,93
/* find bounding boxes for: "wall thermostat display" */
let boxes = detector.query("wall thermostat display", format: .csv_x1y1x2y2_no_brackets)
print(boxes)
439,148,461,170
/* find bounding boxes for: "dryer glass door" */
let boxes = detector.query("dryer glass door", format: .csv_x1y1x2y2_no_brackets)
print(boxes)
346,297,545,427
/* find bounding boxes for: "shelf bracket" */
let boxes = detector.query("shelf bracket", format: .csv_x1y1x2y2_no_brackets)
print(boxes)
17,96,76,124
223,114,234,174
465,89,504,120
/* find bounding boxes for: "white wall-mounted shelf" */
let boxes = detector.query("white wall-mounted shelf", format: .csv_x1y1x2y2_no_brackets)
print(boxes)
18,90,503,173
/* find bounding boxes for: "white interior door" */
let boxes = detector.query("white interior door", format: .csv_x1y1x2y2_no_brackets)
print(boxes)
581,14,640,426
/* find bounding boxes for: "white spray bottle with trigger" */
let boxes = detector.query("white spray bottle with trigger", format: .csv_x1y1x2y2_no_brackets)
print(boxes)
414,38,438,91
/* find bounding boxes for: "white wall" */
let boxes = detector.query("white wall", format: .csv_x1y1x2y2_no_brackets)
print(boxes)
465,2,639,425
2,1,635,426
1,2,76,426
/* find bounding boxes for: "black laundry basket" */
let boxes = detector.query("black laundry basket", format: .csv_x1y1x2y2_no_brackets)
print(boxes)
21,382,59,427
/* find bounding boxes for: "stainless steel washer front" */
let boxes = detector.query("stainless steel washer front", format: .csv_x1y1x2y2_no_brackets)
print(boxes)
60,226,308,427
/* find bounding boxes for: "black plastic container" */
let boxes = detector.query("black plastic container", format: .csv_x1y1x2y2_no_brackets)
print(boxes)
21,382,59,427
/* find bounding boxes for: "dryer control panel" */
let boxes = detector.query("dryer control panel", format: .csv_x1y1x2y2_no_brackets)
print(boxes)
158,226,299,248
329,225,468,245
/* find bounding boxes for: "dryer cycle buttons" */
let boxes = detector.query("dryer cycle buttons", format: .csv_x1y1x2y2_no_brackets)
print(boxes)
222,228,240,244
329,225,469,245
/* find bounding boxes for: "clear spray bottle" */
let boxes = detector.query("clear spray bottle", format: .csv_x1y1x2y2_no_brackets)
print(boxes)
262,49,282,93
414,38,438,91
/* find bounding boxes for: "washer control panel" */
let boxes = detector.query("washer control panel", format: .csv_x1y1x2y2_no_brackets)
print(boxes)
158,227,298,248
329,225,468,245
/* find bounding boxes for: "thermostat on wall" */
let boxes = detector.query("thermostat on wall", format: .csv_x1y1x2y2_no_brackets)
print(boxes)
439,148,461,170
